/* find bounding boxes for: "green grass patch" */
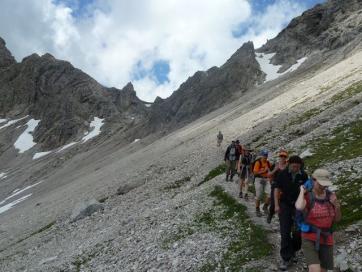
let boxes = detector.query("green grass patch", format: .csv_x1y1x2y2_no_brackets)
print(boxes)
289,108,323,127
161,186,272,271
288,81,362,128
199,186,272,271
198,164,226,186
304,118,362,171
72,251,98,272
334,176,362,228
327,81,362,106
163,176,192,190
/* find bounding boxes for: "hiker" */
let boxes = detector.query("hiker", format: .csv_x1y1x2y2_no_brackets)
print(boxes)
217,131,223,147
295,169,341,272
224,141,240,182
274,155,308,270
267,149,289,224
235,140,243,155
237,145,253,199
253,150,272,216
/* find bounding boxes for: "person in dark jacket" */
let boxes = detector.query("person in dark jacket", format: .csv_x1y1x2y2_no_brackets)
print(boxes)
267,149,289,223
224,141,240,182
274,155,308,270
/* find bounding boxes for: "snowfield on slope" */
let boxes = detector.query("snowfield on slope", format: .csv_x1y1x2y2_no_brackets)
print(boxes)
82,117,105,142
14,119,41,153
0,116,28,130
256,53,307,82
0,181,43,215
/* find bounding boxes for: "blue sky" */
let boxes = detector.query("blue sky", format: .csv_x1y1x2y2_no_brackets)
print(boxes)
1,0,327,101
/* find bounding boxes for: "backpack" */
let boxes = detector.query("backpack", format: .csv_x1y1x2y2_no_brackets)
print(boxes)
295,184,334,251
229,145,236,161
252,158,271,177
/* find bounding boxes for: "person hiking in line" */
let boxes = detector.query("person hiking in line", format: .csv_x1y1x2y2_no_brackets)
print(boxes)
237,145,253,199
253,150,272,216
224,141,240,182
235,140,243,156
274,155,308,270
295,169,341,272
217,131,223,147
267,149,289,224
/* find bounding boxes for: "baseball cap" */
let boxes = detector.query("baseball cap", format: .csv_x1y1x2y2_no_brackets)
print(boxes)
312,169,333,187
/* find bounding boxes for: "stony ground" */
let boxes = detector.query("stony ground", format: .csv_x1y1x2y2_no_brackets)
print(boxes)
0,50,362,271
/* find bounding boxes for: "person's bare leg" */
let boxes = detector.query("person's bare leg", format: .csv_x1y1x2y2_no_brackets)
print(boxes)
244,179,249,198
308,264,322,272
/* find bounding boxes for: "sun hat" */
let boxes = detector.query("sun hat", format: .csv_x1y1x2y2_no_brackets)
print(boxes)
312,169,333,187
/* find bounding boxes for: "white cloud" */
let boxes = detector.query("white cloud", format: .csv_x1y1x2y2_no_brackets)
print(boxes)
0,0,307,102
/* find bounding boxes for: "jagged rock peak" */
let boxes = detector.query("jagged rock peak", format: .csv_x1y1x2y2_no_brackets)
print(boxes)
0,36,16,69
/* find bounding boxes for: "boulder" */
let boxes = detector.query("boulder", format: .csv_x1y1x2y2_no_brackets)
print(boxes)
70,199,104,222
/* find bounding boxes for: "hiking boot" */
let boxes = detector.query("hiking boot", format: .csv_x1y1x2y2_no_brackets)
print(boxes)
225,175,229,181
256,207,262,217
244,193,249,200
239,192,243,198
279,260,289,271
262,203,269,214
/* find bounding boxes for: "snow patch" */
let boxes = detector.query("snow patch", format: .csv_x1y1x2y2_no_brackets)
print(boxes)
0,180,43,205
284,57,307,74
0,118,7,124
14,119,40,153
0,194,32,214
0,116,28,130
256,53,307,82
133,139,140,143
0,172,7,180
82,117,104,142
57,142,78,152
145,103,152,108
33,151,52,160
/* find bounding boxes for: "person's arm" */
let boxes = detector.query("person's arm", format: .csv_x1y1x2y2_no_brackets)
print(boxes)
224,147,229,161
330,193,342,222
237,155,242,173
274,173,282,213
274,188,281,213
295,186,307,210
253,161,266,175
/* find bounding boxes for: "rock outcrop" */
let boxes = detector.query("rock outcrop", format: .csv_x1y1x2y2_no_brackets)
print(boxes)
0,47,148,149
258,0,362,71
147,42,265,131
0,37,15,70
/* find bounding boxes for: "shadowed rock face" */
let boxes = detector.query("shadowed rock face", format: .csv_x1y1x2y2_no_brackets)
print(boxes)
0,48,148,149
147,42,265,131
1,0,361,150
0,37,15,70
258,0,362,71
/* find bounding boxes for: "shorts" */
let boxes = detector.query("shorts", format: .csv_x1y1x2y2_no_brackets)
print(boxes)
254,177,271,200
302,238,334,270
239,167,250,180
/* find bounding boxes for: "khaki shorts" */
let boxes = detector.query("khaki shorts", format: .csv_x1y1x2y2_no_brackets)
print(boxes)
254,177,271,200
302,238,334,270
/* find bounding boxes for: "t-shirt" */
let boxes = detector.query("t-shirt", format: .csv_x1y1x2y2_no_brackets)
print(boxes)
240,154,252,166
275,168,308,206
253,159,271,178
302,193,336,245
